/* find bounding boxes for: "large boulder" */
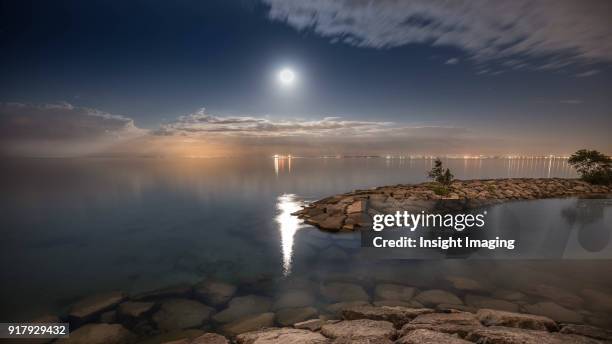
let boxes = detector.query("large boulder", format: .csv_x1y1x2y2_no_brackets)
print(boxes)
523,302,583,323
57,324,135,344
294,319,325,331
236,328,328,344
342,305,434,327
413,290,462,307
400,311,482,338
221,313,275,337
320,283,369,302
374,284,417,301
152,299,216,331
464,295,519,312
276,307,318,326
213,295,272,323
397,329,472,344
321,319,396,340
68,291,125,323
194,281,237,306
273,290,315,310
476,308,558,331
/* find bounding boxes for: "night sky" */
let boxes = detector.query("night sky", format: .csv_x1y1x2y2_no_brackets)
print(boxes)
1,0,611,157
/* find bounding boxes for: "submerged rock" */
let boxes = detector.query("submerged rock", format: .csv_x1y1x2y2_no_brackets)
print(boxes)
445,276,487,292
476,308,558,331
221,312,275,337
272,289,315,310
464,294,519,312
57,323,135,344
320,282,369,302
523,301,583,323
321,319,396,340
236,328,328,344
276,307,318,326
153,299,215,331
213,295,272,323
194,281,237,306
118,301,156,319
374,284,417,302
294,319,325,331
68,291,126,323
413,289,462,307
560,324,612,341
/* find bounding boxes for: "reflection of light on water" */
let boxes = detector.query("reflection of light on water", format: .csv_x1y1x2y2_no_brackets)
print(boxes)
275,194,304,275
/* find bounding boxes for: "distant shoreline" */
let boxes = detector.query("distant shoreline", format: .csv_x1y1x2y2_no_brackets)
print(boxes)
293,178,612,232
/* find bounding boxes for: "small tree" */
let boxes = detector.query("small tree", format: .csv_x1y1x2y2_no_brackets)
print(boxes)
427,158,454,186
568,149,612,185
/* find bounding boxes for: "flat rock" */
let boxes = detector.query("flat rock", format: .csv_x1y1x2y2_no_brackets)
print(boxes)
153,299,215,331
194,281,237,306
294,319,325,331
321,319,396,340
436,304,476,313
523,301,583,323
477,308,558,331
346,200,367,214
332,337,392,344
164,333,229,344
57,324,135,344
276,307,318,326
273,290,315,310
464,295,519,312
413,290,462,307
466,326,603,344
374,284,416,301
221,313,275,337
400,311,482,338
319,215,346,231
118,301,156,319
213,295,272,323
560,324,612,341
396,329,472,344
320,282,369,302
445,276,487,292
139,329,205,344
342,305,434,327
236,328,328,344
68,291,125,322
326,301,371,315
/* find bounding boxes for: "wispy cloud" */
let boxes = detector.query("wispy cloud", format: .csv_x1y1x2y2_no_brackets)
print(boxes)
263,0,612,69
575,69,601,77
560,99,583,104
445,58,460,65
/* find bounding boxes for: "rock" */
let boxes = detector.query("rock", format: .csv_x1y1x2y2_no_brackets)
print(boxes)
374,284,416,301
445,276,487,292
294,318,325,331
436,304,476,313
272,290,315,310
400,311,482,338
319,215,346,231
523,302,583,323
133,284,192,301
321,319,396,340
213,295,272,323
194,281,237,306
347,200,367,214
68,291,125,323
345,213,372,228
332,337,392,344
492,290,527,301
581,289,612,312
342,305,434,327
139,329,206,344
524,284,584,309
236,328,328,344
560,324,612,341
413,290,462,307
396,329,472,344
221,313,275,337
373,300,422,308
276,307,318,326
466,326,603,344
164,333,230,344
320,282,369,302
326,301,371,315
464,295,519,312
100,310,117,323
118,301,156,319
152,299,216,331
477,308,558,331
57,324,135,344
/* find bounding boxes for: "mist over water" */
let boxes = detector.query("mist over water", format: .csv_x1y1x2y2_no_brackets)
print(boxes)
0,157,609,327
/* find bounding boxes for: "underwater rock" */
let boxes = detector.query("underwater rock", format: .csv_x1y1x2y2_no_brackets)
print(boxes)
413,289,462,307
153,299,215,331
213,295,272,323
221,312,275,337
321,319,396,340
68,291,126,323
476,308,558,331
320,282,369,302
57,323,135,344
276,307,318,326
194,281,237,306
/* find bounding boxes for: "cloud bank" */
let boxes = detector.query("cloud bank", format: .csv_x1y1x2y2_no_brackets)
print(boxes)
263,0,612,69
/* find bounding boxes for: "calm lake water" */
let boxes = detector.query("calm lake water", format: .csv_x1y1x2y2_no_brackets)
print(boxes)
1,157,611,329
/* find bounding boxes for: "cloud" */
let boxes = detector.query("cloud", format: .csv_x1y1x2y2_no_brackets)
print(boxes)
0,102,145,156
445,58,460,65
560,99,583,104
575,69,601,77
263,0,612,69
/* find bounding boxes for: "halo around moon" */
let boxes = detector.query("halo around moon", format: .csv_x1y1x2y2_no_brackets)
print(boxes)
279,68,295,85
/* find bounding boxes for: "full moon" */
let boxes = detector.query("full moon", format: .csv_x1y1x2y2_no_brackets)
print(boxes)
279,68,295,85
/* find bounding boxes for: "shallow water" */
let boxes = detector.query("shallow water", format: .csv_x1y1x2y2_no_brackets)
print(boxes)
0,157,610,329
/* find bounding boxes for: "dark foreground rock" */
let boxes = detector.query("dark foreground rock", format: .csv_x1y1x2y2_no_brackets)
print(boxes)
294,178,612,231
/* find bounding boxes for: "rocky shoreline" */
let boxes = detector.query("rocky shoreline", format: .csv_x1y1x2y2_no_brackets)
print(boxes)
28,277,612,344
292,178,612,231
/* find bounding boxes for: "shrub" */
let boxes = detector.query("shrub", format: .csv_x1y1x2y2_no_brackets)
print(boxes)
427,158,454,186
568,149,612,185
